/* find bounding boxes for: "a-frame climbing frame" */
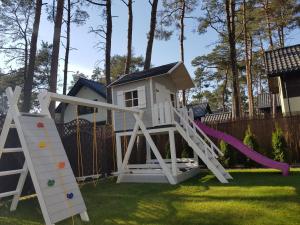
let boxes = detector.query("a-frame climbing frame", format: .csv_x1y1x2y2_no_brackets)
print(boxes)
0,86,89,225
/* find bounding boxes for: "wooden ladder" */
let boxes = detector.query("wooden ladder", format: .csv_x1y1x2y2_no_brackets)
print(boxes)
0,86,29,211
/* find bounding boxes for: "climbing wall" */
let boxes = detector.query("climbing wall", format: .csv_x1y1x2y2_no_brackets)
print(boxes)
18,115,87,224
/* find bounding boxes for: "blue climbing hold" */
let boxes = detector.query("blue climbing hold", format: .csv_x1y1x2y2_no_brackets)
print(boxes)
66,192,74,199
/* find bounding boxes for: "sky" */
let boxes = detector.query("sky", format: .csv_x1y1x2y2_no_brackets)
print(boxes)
2,0,300,94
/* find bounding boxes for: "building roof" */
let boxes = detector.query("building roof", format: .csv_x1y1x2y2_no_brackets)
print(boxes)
56,77,106,113
108,62,194,89
188,103,212,119
264,44,300,77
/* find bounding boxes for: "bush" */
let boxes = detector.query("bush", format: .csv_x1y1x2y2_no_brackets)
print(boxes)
219,140,229,167
243,125,259,151
272,124,287,162
243,125,259,167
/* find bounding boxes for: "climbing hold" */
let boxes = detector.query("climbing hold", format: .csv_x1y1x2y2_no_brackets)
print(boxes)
36,122,44,128
38,141,46,149
66,192,74,199
57,161,65,169
47,179,55,187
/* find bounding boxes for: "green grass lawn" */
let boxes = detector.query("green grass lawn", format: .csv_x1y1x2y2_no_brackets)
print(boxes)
1,168,300,225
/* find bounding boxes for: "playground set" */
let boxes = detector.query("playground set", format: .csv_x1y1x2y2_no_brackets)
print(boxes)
0,62,289,225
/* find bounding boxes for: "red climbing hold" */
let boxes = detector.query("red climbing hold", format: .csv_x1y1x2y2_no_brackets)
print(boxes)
57,161,65,169
37,122,44,128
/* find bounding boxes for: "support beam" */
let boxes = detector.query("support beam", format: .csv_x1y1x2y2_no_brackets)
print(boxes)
115,134,122,171
117,118,140,183
146,141,151,162
169,129,177,176
134,114,176,184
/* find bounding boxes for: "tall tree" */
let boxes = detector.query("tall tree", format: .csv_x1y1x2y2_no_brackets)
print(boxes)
225,0,241,119
157,0,198,105
242,0,254,118
49,0,65,114
86,0,112,124
199,0,241,118
105,0,112,124
122,0,133,74
0,0,34,81
144,0,158,70
62,0,89,95
22,0,43,112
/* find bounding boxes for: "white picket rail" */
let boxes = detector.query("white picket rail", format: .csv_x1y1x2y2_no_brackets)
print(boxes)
152,102,174,126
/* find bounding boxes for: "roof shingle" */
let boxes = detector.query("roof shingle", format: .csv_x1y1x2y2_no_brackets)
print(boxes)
264,44,300,77
108,62,179,87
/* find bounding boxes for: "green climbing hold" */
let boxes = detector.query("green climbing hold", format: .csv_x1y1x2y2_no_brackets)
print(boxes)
47,179,55,187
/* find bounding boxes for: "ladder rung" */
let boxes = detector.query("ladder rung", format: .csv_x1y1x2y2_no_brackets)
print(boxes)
0,190,19,198
20,112,48,117
0,169,25,176
1,148,22,153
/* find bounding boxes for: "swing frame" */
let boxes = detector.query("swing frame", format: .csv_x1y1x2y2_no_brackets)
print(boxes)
38,90,178,184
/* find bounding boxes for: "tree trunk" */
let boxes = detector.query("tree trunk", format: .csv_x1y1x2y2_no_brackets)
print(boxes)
60,0,71,124
180,0,186,105
264,0,274,49
124,0,133,74
106,0,112,124
226,0,240,119
49,0,64,115
222,69,228,112
22,0,42,112
144,0,158,70
242,0,254,118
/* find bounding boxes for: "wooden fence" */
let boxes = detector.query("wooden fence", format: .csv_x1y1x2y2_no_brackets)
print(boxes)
207,115,300,164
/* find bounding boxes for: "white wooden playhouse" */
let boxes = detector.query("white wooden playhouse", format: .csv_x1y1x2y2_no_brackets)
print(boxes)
109,62,232,184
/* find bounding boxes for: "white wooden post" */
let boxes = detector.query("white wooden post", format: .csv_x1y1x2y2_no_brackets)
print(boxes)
117,118,140,183
146,141,151,162
169,129,177,176
115,133,122,171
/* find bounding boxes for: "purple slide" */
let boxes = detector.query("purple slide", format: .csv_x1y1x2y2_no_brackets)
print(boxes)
195,121,290,176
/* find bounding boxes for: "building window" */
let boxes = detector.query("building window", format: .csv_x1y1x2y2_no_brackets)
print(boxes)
125,90,139,107
77,99,98,115
170,93,175,107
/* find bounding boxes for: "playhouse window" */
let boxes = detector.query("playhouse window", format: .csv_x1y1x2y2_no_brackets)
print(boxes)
125,90,139,107
170,93,175,107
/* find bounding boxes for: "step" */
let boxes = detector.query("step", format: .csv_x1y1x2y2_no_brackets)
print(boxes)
0,169,25,177
1,148,23,154
0,190,19,198
20,113,48,117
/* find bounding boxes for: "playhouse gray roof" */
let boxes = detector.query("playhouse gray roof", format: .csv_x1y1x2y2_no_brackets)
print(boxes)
264,44,300,77
108,62,179,87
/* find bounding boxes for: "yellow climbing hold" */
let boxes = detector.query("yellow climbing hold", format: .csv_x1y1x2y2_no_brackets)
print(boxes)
38,140,46,149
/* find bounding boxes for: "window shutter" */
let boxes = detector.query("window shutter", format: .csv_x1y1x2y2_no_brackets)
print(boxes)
138,86,146,108
117,91,124,107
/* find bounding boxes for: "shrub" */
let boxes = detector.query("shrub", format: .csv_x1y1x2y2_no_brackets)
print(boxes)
243,125,259,167
219,140,229,167
272,124,287,162
243,125,259,151
181,145,190,158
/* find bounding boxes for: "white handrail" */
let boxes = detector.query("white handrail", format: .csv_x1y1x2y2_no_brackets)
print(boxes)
172,107,223,157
